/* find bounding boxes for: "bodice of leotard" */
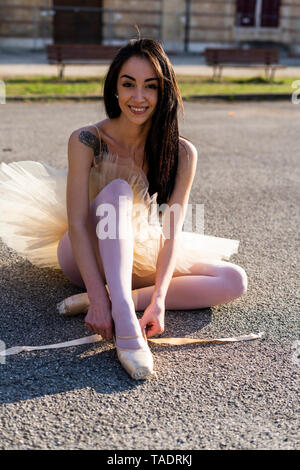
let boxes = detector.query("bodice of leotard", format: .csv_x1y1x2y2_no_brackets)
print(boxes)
91,133,109,168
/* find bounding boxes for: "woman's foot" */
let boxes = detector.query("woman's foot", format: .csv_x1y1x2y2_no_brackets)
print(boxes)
112,299,154,380
115,333,154,380
57,293,90,316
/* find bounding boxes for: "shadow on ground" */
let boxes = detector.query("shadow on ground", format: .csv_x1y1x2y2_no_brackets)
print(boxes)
0,255,212,404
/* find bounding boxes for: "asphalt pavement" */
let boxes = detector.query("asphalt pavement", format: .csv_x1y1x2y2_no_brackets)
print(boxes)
0,100,299,450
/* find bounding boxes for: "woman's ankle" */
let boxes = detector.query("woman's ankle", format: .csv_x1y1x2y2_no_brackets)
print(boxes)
111,296,135,313
112,298,138,329
115,335,146,351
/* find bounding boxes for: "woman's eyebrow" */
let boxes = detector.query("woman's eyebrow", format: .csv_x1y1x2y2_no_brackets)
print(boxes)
120,74,158,82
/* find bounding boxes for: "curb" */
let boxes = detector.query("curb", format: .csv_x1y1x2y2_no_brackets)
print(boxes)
6,95,103,101
185,93,292,101
5,93,292,102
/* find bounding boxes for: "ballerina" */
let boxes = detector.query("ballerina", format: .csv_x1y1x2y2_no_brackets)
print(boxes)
0,38,248,380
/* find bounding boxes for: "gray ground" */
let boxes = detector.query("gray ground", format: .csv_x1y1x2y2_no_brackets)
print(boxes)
0,101,299,450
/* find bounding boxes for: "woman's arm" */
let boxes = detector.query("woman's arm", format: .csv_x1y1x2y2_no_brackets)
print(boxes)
153,139,198,300
68,224,108,305
67,129,113,338
140,139,198,337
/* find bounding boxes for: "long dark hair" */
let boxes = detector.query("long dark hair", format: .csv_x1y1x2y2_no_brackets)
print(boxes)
103,38,184,205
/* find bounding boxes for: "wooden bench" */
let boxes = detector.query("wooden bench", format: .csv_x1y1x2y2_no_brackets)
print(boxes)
204,48,285,81
46,44,121,79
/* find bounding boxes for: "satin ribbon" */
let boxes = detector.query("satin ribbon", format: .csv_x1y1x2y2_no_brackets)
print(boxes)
0,332,264,357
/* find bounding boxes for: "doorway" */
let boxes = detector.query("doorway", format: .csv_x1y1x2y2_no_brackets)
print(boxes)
53,0,103,43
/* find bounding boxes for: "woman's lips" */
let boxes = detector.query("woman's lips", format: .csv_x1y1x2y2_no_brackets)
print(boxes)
128,105,149,115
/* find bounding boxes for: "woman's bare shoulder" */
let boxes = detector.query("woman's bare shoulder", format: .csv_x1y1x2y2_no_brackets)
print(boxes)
70,119,108,135
179,136,197,155
178,136,198,169
69,120,105,157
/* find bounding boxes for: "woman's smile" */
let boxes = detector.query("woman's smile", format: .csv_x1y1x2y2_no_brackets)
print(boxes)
128,105,149,115
117,56,159,124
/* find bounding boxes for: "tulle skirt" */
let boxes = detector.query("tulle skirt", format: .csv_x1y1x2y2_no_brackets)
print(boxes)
0,154,240,277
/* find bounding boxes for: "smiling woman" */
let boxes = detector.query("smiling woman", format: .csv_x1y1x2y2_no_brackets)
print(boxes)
102,38,184,206
0,37,247,380
114,57,159,138
118,65,159,116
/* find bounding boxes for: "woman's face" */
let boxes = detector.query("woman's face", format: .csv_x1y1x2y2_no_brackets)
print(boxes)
116,56,159,125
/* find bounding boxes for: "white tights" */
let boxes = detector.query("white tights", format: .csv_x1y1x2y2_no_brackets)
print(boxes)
57,179,248,345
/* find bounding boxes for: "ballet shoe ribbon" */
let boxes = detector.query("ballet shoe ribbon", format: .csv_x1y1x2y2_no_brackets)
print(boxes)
149,332,264,345
0,332,264,357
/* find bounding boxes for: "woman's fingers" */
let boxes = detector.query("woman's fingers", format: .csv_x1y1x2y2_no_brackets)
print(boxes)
85,321,113,340
145,323,156,338
144,320,164,338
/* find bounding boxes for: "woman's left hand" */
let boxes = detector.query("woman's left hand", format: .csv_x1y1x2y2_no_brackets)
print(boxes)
139,297,165,338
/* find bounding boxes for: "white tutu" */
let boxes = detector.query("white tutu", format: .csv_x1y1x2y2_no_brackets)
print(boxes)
0,153,239,276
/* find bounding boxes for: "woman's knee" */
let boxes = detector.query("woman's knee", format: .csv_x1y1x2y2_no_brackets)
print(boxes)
222,262,248,299
90,179,134,227
57,231,68,268
57,232,85,288
95,179,133,203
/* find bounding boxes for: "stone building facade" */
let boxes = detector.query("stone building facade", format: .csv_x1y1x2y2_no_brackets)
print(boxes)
0,0,299,53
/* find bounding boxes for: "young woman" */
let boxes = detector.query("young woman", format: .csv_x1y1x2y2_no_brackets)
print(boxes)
0,39,247,380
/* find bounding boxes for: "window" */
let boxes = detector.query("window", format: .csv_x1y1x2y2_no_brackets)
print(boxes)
236,0,281,28
261,0,280,27
53,0,103,44
236,0,256,27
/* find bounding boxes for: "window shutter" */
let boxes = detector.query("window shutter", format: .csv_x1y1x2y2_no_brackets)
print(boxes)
260,0,281,27
236,0,256,27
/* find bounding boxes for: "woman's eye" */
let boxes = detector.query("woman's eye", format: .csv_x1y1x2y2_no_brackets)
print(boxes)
121,82,158,90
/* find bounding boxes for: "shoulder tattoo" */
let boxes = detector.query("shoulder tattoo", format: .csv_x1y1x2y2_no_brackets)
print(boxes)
78,130,100,157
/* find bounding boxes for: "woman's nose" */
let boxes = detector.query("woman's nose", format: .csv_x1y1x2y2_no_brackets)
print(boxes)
133,88,145,101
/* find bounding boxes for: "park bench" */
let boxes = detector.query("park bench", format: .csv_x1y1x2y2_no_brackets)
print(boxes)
46,44,121,79
204,48,285,80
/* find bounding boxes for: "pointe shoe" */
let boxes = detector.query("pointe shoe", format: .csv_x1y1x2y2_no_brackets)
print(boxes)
57,293,90,316
115,333,154,380
57,286,111,316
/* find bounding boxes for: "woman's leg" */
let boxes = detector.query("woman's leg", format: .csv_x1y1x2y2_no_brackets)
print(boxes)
131,258,248,311
57,231,86,289
92,179,144,350
58,179,146,349
57,188,247,317
57,178,138,293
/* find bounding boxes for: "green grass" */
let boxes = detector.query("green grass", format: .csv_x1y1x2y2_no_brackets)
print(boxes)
5,76,105,97
4,75,295,99
177,75,295,96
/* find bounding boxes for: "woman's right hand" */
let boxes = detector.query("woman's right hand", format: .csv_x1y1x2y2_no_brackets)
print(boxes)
84,300,114,340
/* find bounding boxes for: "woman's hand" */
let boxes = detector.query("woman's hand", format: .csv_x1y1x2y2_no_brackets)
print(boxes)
85,299,114,340
139,297,165,338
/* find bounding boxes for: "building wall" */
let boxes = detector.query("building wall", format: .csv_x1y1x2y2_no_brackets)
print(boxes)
0,0,299,53
0,0,52,38
232,0,300,52
186,0,300,52
102,0,163,44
